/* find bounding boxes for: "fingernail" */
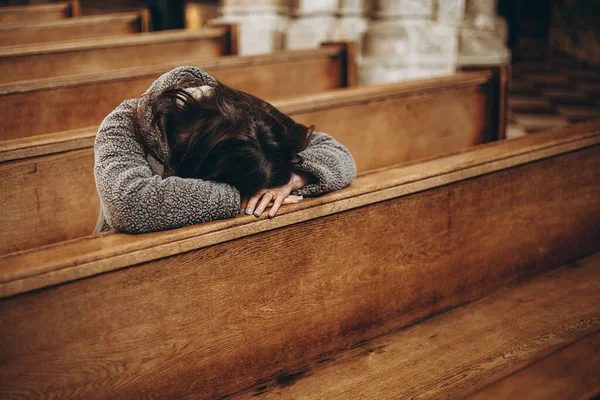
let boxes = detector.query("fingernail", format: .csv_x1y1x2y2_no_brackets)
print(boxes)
240,208,245,215
246,208,253,215
269,211,275,218
254,209,262,216
296,196,304,202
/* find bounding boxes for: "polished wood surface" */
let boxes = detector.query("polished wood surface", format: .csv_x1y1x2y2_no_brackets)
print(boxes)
286,73,493,172
0,1,80,24
461,64,510,141
0,123,598,398
233,253,600,399
0,43,352,141
2,119,597,297
464,330,600,400
0,25,236,84
0,72,497,254
0,10,151,47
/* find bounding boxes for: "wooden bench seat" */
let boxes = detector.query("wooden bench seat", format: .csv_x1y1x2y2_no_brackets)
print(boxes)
465,329,600,400
1,122,598,398
0,10,151,47
0,24,237,84
0,1,80,25
0,71,501,254
0,42,354,141
233,252,600,400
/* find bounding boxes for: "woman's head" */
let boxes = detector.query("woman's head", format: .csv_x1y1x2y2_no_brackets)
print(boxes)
151,82,314,196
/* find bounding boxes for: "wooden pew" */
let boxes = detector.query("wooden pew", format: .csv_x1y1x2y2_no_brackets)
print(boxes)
0,121,598,399
463,327,600,400
0,24,237,84
235,252,600,399
0,10,151,47
460,63,510,141
0,42,354,141
0,71,501,254
0,1,80,24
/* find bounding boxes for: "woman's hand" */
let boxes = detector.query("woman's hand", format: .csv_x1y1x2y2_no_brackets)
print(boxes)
241,172,314,218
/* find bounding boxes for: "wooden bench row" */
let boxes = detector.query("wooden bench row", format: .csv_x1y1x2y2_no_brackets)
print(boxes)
0,10,151,46
0,1,81,25
0,71,501,254
0,42,353,141
238,252,600,399
0,24,238,84
1,121,598,398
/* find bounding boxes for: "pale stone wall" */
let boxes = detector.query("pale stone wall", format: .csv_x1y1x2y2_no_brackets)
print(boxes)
208,0,288,55
208,0,510,81
459,0,510,66
359,0,458,84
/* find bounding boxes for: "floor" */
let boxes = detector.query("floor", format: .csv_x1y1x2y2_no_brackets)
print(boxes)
508,52,600,138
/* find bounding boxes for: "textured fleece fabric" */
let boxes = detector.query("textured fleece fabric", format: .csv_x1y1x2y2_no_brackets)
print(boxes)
93,66,356,234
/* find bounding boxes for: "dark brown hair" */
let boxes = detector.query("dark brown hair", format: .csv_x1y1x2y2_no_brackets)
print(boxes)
151,82,314,196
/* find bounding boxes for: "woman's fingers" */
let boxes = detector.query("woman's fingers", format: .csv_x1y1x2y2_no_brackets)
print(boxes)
240,196,249,215
242,192,304,218
254,192,275,217
268,194,286,218
270,195,303,217
245,192,263,215
282,195,303,205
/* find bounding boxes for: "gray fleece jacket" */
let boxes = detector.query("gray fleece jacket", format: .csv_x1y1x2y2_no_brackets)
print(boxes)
93,66,356,234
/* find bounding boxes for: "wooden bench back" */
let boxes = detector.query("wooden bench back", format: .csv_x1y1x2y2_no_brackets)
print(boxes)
460,64,510,144
0,1,80,24
0,122,598,399
0,72,499,254
0,10,151,47
0,24,237,84
0,42,353,141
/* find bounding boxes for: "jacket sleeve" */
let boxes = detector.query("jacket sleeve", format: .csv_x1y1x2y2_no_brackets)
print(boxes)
294,131,357,197
94,100,241,234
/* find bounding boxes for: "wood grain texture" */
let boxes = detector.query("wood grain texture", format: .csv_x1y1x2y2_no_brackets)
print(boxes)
322,41,357,87
0,69,484,160
291,83,490,173
0,134,598,399
0,149,97,254
216,22,238,56
0,1,78,24
0,72,495,254
0,11,150,47
460,63,511,140
0,43,348,141
0,26,233,84
1,120,598,297
232,253,600,400
463,330,600,400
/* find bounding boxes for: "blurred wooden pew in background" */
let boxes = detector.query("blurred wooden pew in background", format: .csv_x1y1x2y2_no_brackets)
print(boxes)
0,71,501,254
0,10,151,46
0,24,237,83
0,1,80,24
0,42,354,140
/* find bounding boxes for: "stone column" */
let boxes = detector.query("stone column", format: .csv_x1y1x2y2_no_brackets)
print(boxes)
458,0,510,65
209,0,289,55
285,0,338,50
358,0,459,85
331,0,370,43
437,0,467,26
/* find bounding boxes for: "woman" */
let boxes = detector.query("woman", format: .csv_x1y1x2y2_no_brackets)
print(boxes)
93,66,356,234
